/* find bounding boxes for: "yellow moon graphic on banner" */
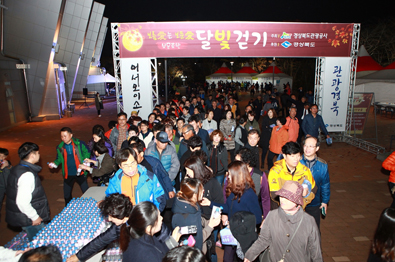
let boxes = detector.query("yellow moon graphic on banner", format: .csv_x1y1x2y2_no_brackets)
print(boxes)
122,29,143,52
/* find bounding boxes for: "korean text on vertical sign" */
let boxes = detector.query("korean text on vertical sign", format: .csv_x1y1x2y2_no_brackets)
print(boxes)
120,58,153,119
321,57,351,132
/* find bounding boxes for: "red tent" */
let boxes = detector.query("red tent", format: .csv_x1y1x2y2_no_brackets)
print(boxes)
212,63,233,74
357,45,383,78
260,65,284,75
235,63,257,75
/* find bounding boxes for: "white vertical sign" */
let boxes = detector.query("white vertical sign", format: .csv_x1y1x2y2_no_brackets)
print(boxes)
321,57,351,132
120,58,153,119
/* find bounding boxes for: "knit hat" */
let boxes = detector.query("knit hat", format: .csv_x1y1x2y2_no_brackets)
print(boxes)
275,180,303,206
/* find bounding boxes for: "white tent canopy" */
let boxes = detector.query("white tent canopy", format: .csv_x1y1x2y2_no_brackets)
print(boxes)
253,63,293,92
355,62,395,103
87,73,117,84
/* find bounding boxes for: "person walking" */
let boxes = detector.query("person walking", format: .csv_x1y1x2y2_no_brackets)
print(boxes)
260,108,277,169
48,127,90,205
220,110,237,161
267,117,288,170
244,181,322,262
94,92,103,117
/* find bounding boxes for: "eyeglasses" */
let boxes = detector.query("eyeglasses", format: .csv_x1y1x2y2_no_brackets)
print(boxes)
304,145,317,149
121,161,137,169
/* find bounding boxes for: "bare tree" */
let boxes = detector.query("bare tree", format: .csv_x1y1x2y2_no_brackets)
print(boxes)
360,18,395,67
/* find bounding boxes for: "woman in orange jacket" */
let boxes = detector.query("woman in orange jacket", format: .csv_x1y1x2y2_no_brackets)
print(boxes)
267,117,289,170
383,151,395,208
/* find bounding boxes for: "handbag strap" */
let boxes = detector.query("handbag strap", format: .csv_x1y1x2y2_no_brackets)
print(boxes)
281,211,304,260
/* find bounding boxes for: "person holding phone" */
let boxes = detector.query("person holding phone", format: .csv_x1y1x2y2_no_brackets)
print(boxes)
121,201,181,262
172,178,220,254
300,136,330,229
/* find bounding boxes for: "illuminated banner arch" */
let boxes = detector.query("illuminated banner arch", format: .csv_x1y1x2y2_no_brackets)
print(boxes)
112,21,360,135
117,22,354,58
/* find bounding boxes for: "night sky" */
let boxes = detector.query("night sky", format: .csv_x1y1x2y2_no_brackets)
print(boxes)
94,0,394,60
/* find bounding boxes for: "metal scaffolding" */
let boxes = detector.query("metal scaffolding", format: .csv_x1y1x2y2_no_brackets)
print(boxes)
150,59,159,107
314,24,385,155
345,23,361,135
314,57,325,115
111,23,122,113
111,23,158,113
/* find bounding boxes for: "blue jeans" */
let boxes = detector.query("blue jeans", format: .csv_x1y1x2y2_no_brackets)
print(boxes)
22,223,45,241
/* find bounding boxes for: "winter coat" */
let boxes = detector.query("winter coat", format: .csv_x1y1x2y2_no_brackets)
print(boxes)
77,224,120,261
91,153,114,178
202,119,218,133
212,187,262,225
243,143,260,170
122,227,178,262
220,119,236,151
285,116,299,142
145,144,180,182
234,125,248,152
105,164,165,211
301,113,328,138
383,151,395,183
201,178,224,219
172,198,214,254
268,159,317,209
300,155,330,207
269,126,288,154
207,142,228,176
245,207,322,262
6,161,50,227
143,156,174,200
109,124,130,154
138,130,154,148
95,95,103,110
245,119,260,134
53,138,90,178
260,116,277,148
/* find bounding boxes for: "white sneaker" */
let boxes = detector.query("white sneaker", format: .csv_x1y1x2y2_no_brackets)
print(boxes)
99,115,101,117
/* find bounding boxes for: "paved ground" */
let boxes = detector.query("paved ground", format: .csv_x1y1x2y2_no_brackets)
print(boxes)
0,93,394,261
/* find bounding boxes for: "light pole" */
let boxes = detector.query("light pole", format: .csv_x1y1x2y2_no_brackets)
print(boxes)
181,75,187,86
230,61,234,85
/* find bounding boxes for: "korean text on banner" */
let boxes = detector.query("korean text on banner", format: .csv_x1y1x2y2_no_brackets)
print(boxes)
321,57,351,132
120,58,153,119
116,22,354,58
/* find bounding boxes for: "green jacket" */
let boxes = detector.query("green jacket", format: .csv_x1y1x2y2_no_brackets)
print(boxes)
54,138,90,178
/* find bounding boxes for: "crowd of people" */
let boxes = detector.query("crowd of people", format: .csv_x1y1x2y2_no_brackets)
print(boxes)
0,83,393,262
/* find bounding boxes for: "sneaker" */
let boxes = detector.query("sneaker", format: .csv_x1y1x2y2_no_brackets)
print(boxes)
99,115,102,117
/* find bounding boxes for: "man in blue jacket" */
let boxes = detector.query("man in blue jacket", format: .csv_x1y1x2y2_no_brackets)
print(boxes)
144,132,180,183
300,136,330,229
301,104,330,140
105,148,165,211
130,141,175,200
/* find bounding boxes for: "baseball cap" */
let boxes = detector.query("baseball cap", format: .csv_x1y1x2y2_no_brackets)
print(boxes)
156,131,170,143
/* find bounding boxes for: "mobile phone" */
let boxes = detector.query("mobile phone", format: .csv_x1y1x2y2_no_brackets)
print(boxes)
321,207,326,216
211,205,222,219
180,225,197,235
